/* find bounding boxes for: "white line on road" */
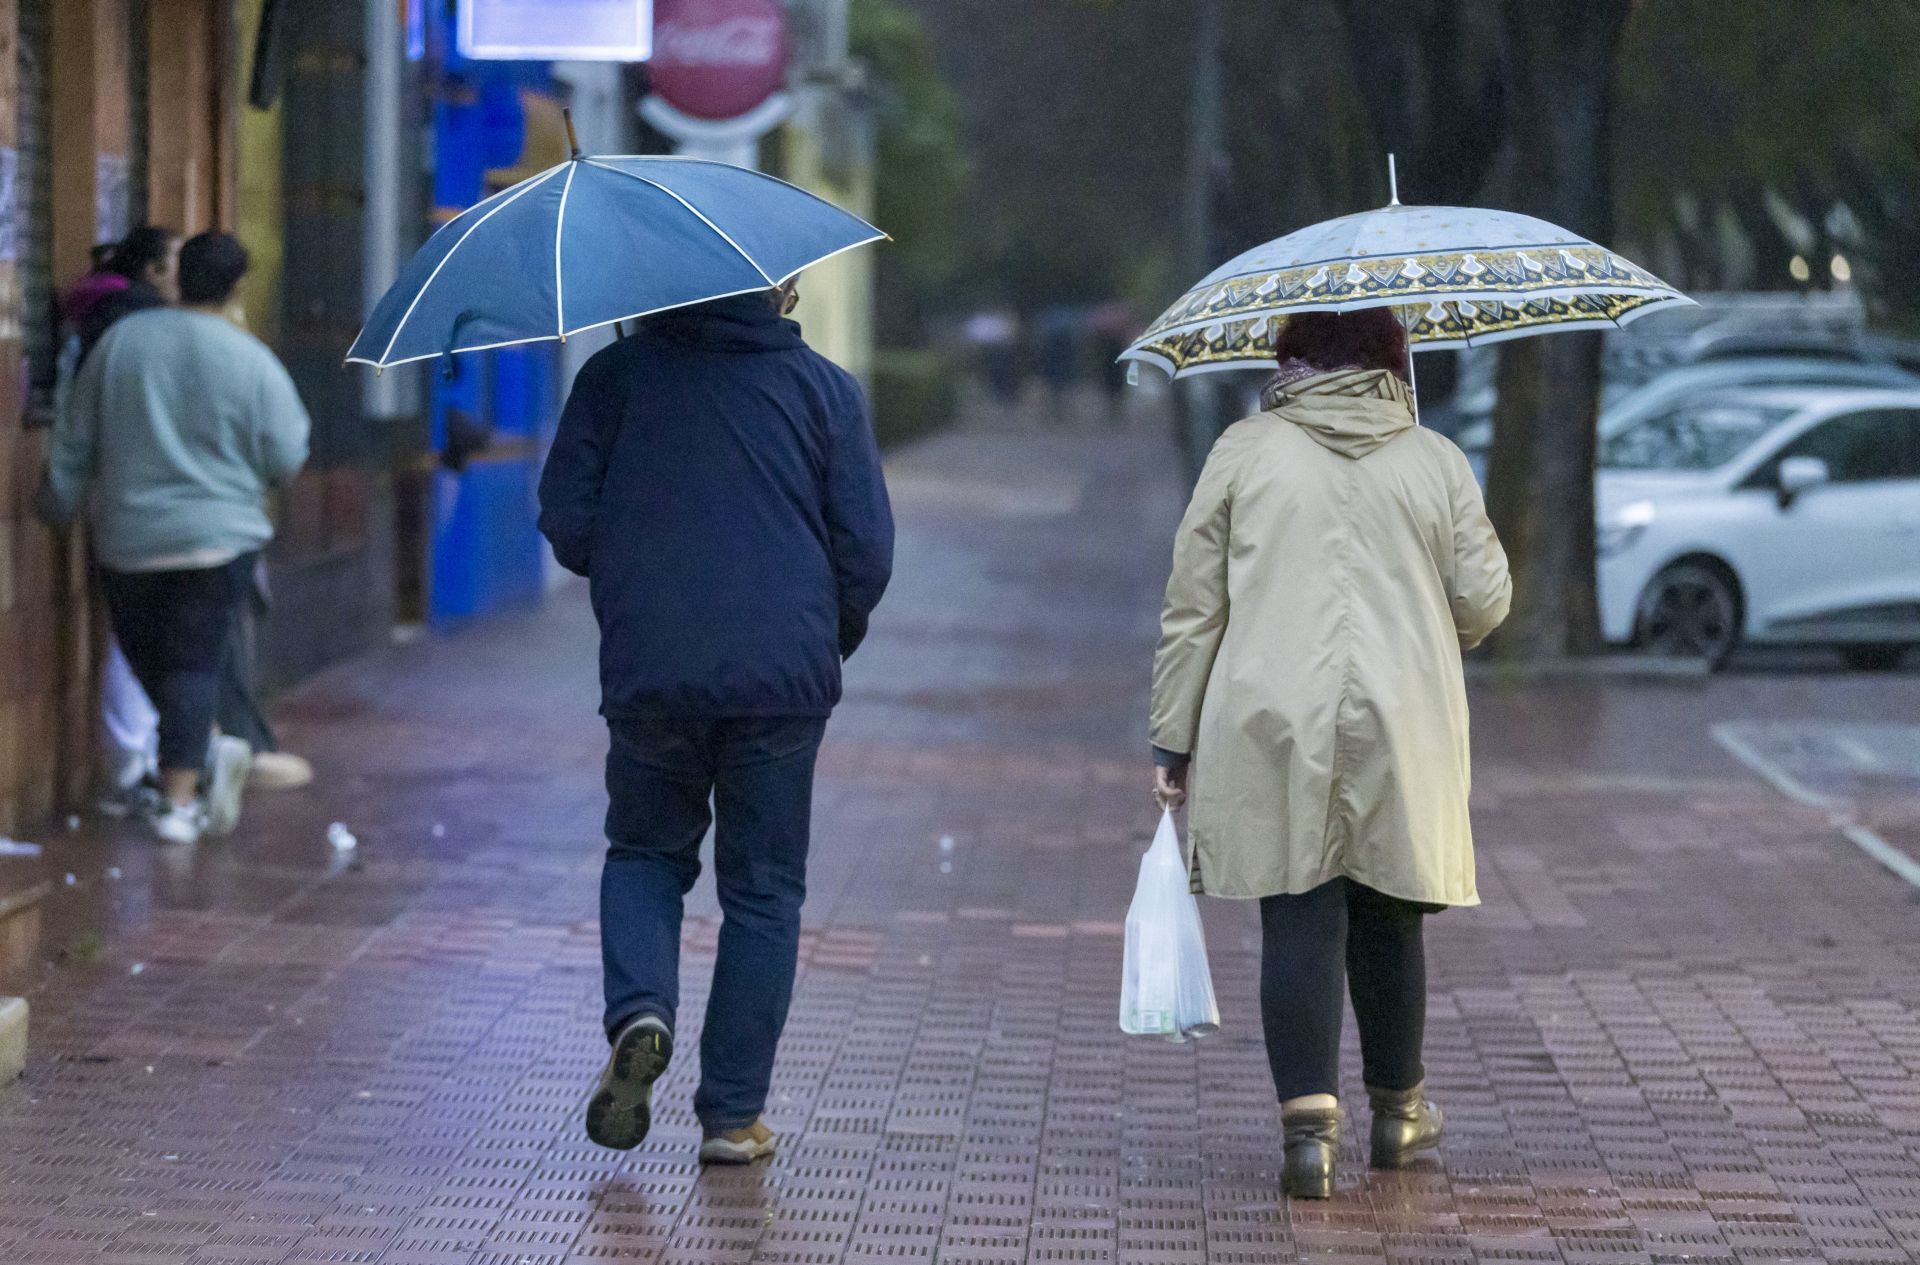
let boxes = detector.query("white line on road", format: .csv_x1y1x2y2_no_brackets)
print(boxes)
1712,722,1920,890
1835,735,1886,771
1711,724,1835,809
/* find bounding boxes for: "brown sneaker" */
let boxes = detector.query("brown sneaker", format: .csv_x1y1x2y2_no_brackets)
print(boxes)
248,751,314,790
698,1119,777,1165
585,1016,673,1150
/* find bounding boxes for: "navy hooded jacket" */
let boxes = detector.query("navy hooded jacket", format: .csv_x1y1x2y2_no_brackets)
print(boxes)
537,295,894,719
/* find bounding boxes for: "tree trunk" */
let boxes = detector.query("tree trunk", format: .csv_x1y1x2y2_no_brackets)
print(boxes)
1333,0,1508,405
1484,0,1631,659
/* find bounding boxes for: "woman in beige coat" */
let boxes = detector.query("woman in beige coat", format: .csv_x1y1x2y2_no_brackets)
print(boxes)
1150,308,1510,1198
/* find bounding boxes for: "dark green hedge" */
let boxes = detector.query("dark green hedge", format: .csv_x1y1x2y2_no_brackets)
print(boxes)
869,349,958,450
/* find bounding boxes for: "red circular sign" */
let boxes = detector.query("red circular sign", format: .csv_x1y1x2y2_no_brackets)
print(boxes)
648,0,789,122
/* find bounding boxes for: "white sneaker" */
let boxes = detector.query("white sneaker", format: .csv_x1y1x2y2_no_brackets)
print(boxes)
203,736,254,837
247,750,313,790
148,800,207,846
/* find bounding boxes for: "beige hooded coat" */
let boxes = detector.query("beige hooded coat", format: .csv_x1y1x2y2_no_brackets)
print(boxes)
1150,369,1511,905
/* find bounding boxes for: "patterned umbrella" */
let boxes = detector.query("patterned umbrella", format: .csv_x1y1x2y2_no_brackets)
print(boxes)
1123,187,1691,380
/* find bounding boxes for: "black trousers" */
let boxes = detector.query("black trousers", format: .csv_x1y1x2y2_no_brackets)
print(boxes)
215,561,278,753
99,554,254,774
1259,877,1431,1101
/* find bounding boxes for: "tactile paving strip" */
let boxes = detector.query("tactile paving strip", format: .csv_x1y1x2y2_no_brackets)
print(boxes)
4,428,1920,1263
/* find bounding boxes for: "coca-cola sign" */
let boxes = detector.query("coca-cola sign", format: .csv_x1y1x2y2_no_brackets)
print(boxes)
648,0,788,121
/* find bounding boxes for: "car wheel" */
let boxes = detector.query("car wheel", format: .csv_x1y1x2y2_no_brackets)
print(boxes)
1636,561,1742,669
1840,644,1910,672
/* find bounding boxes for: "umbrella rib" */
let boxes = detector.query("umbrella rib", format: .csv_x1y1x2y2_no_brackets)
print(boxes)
555,161,579,338
770,232,890,287
375,166,564,367
603,155,889,238
584,159,777,287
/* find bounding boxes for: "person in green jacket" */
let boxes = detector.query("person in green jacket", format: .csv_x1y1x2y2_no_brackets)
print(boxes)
41,232,310,845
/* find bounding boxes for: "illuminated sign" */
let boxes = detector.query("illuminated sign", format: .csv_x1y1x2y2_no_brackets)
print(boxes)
458,0,653,62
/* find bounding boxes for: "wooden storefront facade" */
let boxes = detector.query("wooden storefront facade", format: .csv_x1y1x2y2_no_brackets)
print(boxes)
0,0,240,829
0,1,403,832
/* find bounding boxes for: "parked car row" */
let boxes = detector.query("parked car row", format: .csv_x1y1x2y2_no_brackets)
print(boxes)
1460,357,1920,669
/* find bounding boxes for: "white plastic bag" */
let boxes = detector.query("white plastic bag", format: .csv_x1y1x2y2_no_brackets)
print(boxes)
1120,810,1220,1041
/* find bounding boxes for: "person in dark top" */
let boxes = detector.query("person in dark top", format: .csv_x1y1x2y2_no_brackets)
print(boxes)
538,283,893,1165
76,225,181,363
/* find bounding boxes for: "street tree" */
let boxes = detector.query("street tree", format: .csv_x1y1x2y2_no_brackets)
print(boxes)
1482,0,1634,659
851,0,971,341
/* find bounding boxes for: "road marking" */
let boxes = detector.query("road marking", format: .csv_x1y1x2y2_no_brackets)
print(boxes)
1712,722,1920,890
1838,821,1920,890
1710,724,1834,809
1835,734,1886,771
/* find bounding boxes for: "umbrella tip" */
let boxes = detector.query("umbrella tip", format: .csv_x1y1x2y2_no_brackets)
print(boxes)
1387,153,1401,206
563,107,581,161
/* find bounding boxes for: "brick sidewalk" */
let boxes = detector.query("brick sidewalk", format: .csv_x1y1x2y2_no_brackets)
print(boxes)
2,424,1919,1265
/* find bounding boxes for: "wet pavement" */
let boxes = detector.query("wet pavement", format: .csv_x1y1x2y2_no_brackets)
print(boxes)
3,412,1920,1264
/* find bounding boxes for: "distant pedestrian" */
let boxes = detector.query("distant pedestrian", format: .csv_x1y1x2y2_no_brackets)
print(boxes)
1149,308,1510,1198
74,225,181,364
963,307,1022,404
59,229,313,817
1035,304,1081,425
1089,301,1137,408
58,227,180,816
41,232,310,845
539,284,893,1165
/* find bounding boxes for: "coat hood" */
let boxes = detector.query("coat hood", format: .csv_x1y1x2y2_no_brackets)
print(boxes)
643,292,807,354
1267,368,1417,459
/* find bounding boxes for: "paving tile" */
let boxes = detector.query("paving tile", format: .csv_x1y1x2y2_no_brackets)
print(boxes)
4,425,1920,1263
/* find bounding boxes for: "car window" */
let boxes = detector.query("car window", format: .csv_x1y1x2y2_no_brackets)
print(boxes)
1600,401,1798,471
1746,410,1920,486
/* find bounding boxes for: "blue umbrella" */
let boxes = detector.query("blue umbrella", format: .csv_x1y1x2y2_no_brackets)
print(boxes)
346,152,886,370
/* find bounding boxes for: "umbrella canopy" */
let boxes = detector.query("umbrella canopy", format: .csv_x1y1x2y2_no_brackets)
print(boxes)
347,156,885,370
1123,202,1691,379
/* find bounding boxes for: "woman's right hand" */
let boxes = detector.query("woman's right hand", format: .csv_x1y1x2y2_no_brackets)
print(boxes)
1153,764,1188,811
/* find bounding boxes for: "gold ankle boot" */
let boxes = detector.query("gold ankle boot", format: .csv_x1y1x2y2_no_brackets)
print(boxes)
1367,1082,1443,1168
1281,1108,1341,1199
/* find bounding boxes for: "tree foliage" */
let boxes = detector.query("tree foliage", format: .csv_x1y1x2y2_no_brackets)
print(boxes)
899,0,1197,313
851,0,971,339
1614,0,1920,321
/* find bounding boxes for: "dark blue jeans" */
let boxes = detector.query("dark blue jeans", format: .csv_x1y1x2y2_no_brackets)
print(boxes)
601,714,827,1132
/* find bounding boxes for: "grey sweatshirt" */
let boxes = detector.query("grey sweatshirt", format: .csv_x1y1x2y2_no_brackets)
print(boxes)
43,309,310,572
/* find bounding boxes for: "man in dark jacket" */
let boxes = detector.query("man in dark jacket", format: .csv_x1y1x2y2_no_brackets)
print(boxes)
538,285,893,1164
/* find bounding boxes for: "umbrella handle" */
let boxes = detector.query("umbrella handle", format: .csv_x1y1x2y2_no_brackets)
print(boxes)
442,310,480,380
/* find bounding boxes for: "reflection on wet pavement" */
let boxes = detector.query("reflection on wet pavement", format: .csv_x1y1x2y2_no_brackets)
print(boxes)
1,416,1918,1263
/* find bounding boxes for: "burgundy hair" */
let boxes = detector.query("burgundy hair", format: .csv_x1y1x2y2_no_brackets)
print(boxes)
1269,308,1411,382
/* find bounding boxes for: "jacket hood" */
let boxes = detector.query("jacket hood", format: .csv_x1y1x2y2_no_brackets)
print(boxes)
1267,368,1417,459
643,292,807,354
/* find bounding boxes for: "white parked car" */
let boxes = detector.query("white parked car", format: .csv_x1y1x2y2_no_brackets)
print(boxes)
1455,356,1919,484
1597,387,1920,668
